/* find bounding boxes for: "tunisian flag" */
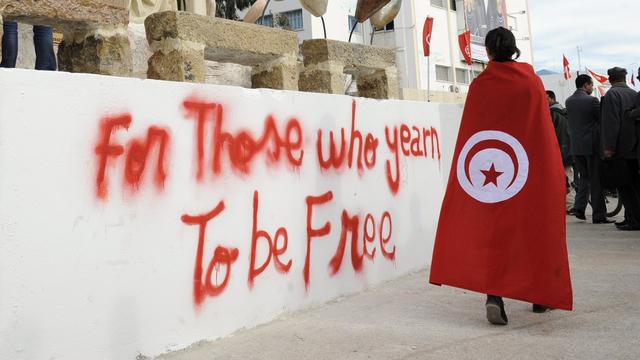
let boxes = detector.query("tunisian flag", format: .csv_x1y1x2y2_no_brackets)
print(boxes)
587,68,609,84
563,55,571,80
429,61,573,311
458,30,472,65
423,16,434,57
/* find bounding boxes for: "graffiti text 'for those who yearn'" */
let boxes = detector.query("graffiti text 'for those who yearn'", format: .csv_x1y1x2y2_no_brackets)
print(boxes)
92,97,441,308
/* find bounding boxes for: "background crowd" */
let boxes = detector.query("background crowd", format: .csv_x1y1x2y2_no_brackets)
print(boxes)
547,68,640,231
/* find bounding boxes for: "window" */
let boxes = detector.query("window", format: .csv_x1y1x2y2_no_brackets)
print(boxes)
431,0,456,10
348,15,362,33
436,65,453,82
257,14,274,27
456,68,470,84
281,9,303,30
374,20,395,32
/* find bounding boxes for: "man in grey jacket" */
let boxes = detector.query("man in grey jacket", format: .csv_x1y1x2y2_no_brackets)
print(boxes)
566,75,610,223
601,67,640,231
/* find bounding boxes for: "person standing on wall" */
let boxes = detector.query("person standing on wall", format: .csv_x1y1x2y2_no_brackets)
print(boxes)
565,75,612,224
0,21,56,70
546,90,574,214
601,67,640,231
429,27,573,326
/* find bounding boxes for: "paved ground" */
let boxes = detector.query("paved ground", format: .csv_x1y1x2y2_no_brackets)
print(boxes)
159,216,640,360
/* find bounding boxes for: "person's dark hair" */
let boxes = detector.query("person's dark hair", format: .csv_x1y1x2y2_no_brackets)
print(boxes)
575,74,592,89
485,27,521,62
545,90,556,100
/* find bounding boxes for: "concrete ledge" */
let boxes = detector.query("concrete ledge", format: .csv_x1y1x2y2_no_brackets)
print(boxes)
302,39,395,72
145,11,298,67
300,39,399,99
0,0,129,30
145,11,299,90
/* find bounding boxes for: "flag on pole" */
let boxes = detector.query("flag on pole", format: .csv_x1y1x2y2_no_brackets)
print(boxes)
458,30,472,65
587,68,609,84
423,16,434,57
563,55,571,80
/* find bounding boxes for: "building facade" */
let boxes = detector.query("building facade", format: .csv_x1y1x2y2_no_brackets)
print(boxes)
256,0,534,101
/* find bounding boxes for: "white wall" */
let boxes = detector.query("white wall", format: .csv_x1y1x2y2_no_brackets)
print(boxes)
0,69,463,359
540,73,576,106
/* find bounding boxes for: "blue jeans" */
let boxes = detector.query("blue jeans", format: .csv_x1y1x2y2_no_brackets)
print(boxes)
1,21,57,70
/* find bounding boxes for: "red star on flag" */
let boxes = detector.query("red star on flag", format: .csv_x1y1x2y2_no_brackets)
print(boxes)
480,163,503,187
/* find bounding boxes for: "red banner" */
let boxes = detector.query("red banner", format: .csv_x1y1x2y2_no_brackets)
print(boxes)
458,30,472,65
587,68,609,84
563,55,571,80
422,17,434,57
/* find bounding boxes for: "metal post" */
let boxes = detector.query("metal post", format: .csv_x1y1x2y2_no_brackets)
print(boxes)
348,20,358,43
321,16,327,39
257,0,272,24
427,56,431,102
577,45,583,74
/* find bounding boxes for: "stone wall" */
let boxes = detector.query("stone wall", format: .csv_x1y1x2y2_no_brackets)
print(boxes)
0,0,129,30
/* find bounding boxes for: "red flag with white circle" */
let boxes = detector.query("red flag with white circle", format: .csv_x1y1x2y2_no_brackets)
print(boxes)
458,30,472,65
429,61,573,311
423,16,434,57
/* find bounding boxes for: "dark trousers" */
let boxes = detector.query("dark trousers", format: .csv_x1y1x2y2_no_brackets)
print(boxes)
1,21,57,70
574,155,607,220
616,160,640,226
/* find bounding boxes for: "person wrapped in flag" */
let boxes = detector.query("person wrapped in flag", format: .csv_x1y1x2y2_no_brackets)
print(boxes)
429,27,573,325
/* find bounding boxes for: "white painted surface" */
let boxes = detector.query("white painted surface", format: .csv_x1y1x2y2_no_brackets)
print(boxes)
0,69,463,359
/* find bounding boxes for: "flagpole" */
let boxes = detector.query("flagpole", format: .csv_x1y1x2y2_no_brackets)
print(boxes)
576,45,583,74
427,14,431,104
427,56,431,102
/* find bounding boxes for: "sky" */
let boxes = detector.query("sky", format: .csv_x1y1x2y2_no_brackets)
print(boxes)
528,0,639,77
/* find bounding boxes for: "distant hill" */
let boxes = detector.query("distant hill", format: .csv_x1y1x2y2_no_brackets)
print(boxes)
537,69,559,76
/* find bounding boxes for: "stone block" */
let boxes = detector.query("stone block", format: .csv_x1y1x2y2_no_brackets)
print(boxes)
0,0,129,31
302,39,395,72
299,69,344,94
357,68,399,100
147,44,205,82
58,27,132,76
145,11,299,90
251,58,298,90
300,39,399,99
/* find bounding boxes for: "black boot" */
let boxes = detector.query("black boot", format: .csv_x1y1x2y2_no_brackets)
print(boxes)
532,304,552,313
486,295,508,325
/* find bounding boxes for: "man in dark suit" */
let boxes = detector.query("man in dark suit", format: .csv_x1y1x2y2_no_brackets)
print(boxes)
627,68,640,163
566,74,610,223
464,0,506,39
601,67,640,231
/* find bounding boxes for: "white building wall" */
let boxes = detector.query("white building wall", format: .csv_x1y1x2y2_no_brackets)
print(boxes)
244,0,534,99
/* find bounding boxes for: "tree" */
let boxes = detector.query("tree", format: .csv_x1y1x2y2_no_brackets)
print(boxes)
216,0,257,20
274,13,291,30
